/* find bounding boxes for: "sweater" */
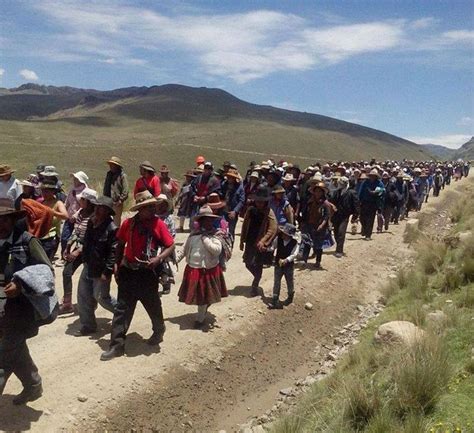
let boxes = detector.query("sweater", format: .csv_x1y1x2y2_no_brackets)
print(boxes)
182,233,222,269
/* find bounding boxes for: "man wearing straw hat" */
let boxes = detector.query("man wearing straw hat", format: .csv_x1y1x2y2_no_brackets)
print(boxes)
221,168,245,243
100,191,175,360
103,156,129,226
0,165,22,208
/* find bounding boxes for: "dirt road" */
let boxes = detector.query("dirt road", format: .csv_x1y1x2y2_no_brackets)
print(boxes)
1,179,466,432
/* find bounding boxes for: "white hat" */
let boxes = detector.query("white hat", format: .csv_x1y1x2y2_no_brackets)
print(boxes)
71,171,89,185
77,188,97,202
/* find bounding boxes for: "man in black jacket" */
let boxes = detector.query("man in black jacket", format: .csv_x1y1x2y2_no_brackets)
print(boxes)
329,177,360,258
76,196,118,336
0,207,52,405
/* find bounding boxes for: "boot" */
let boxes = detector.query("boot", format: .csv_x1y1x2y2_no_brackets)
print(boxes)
147,327,165,346
58,294,74,315
267,297,283,309
283,292,294,306
13,381,43,405
100,345,125,361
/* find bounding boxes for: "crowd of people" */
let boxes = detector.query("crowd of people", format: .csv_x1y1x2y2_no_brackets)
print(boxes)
0,155,470,405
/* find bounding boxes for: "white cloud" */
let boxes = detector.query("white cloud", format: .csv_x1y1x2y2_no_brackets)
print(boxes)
409,134,472,149
19,69,39,81
457,116,474,126
0,68,4,79
5,1,471,83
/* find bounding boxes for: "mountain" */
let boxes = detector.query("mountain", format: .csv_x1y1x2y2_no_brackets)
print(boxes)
421,143,455,160
0,83,433,182
453,136,474,160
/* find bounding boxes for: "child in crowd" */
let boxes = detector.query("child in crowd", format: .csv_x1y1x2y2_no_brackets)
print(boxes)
268,223,299,309
156,194,176,295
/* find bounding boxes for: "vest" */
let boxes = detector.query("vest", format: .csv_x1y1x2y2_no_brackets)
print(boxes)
275,237,297,261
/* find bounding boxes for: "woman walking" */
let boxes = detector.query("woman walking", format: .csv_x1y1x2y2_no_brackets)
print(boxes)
178,206,227,329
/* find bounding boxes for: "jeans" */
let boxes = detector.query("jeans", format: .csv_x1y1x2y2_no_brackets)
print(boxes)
0,330,41,394
301,224,325,263
273,264,294,299
77,265,117,330
62,255,83,297
332,217,349,254
60,220,74,255
382,205,393,230
109,267,165,349
40,236,59,261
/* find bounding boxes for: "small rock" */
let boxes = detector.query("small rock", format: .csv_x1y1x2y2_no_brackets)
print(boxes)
356,305,364,312
298,329,303,334
304,302,313,311
279,387,293,396
303,376,317,386
77,395,88,403
326,352,337,362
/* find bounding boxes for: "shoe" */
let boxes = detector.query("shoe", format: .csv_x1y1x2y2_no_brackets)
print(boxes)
335,252,343,258
147,328,165,346
250,286,260,297
314,262,322,270
267,299,283,309
13,382,43,405
283,293,294,306
58,303,74,315
74,326,96,336
100,346,125,361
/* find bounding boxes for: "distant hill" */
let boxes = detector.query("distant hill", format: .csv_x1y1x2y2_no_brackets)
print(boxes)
0,83,433,181
453,136,474,160
421,143,455,160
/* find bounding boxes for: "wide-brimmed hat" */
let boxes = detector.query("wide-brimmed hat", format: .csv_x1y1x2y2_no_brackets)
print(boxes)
194,205,220,220
204,161,214,170
77,188,97,202
0,165,16,177
159,165,170,173
36,164,46,173
280,223,299,240
382,171,390,179
249,171,259,179
403,175,412,181
39,180,59,190
338,176,349,187
250,185,271,202
0,206,26,219
130,191,158,212
156,193,172,212
413,167,422,174
225,168,241,180
207,193,226,210
140,161,155,172
40,166,59,177
91,196,116,215
360,173,368,180
184,170,197,178
70,171,89,185
310,181,328,194
420,170,428,177
368,168,380,177
19,174,36,188
282,173,295,182
107,156,123,167
272,185,286,195
194,164,205,174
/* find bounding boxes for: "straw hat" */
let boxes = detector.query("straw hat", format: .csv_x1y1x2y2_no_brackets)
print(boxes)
39,180,59,190
19,174,36,188
140,161,155,172
0,165,16,177
107,156,123,167
225,168,241,180
369,169,380,177
207,193,226,210
194,205,220,220
183,170,197,178
271,185,286,195
156,193,172,212
130,191,158,212
310,181,328,193
282,173,295,182
250,186,271,202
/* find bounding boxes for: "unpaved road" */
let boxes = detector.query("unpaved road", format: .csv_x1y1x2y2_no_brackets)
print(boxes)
1,178,468,432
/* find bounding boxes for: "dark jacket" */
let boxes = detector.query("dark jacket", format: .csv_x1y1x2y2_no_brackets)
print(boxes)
0,228,52,336
222,181,245,214
330,187,360,222
82,218,118,278
103,170,129,203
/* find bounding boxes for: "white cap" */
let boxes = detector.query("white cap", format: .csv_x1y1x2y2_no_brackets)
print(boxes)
77,188,97,202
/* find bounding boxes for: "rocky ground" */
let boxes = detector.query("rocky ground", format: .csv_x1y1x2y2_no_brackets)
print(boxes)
0,179,465,432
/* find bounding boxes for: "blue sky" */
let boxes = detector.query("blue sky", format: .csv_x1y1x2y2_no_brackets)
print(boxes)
1,0,473,148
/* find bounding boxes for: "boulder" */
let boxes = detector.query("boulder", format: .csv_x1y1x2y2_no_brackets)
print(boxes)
374,321,425,346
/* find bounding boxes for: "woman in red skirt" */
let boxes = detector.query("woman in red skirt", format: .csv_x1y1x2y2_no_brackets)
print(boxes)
178,205,227,328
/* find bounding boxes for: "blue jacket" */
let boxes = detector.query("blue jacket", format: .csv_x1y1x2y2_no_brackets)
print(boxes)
358,179,385,207
222,181,245,214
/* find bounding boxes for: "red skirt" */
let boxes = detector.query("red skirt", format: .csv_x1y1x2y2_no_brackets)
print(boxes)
178,265,227,306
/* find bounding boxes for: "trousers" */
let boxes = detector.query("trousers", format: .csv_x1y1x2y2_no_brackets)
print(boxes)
332,217,349,254
273,264,294,299
0,330,41,394
62,255,83,297
77,265,117,330
109,267,165,349
360,202,378,238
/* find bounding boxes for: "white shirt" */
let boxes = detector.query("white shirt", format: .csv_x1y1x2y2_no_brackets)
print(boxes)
0,177,22,207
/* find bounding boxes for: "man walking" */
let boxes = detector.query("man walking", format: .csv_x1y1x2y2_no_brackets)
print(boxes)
103,156,129,227
100,191,175,360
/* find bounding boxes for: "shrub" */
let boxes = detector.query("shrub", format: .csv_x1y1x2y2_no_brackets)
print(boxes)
416,238,448,274
456,284,474,308
391,335,451,416
402,412,429,433
365,408,399,433
342,379,381,430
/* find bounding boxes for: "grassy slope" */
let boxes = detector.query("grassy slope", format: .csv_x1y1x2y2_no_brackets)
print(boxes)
0,112,429,185
271,179,474,433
